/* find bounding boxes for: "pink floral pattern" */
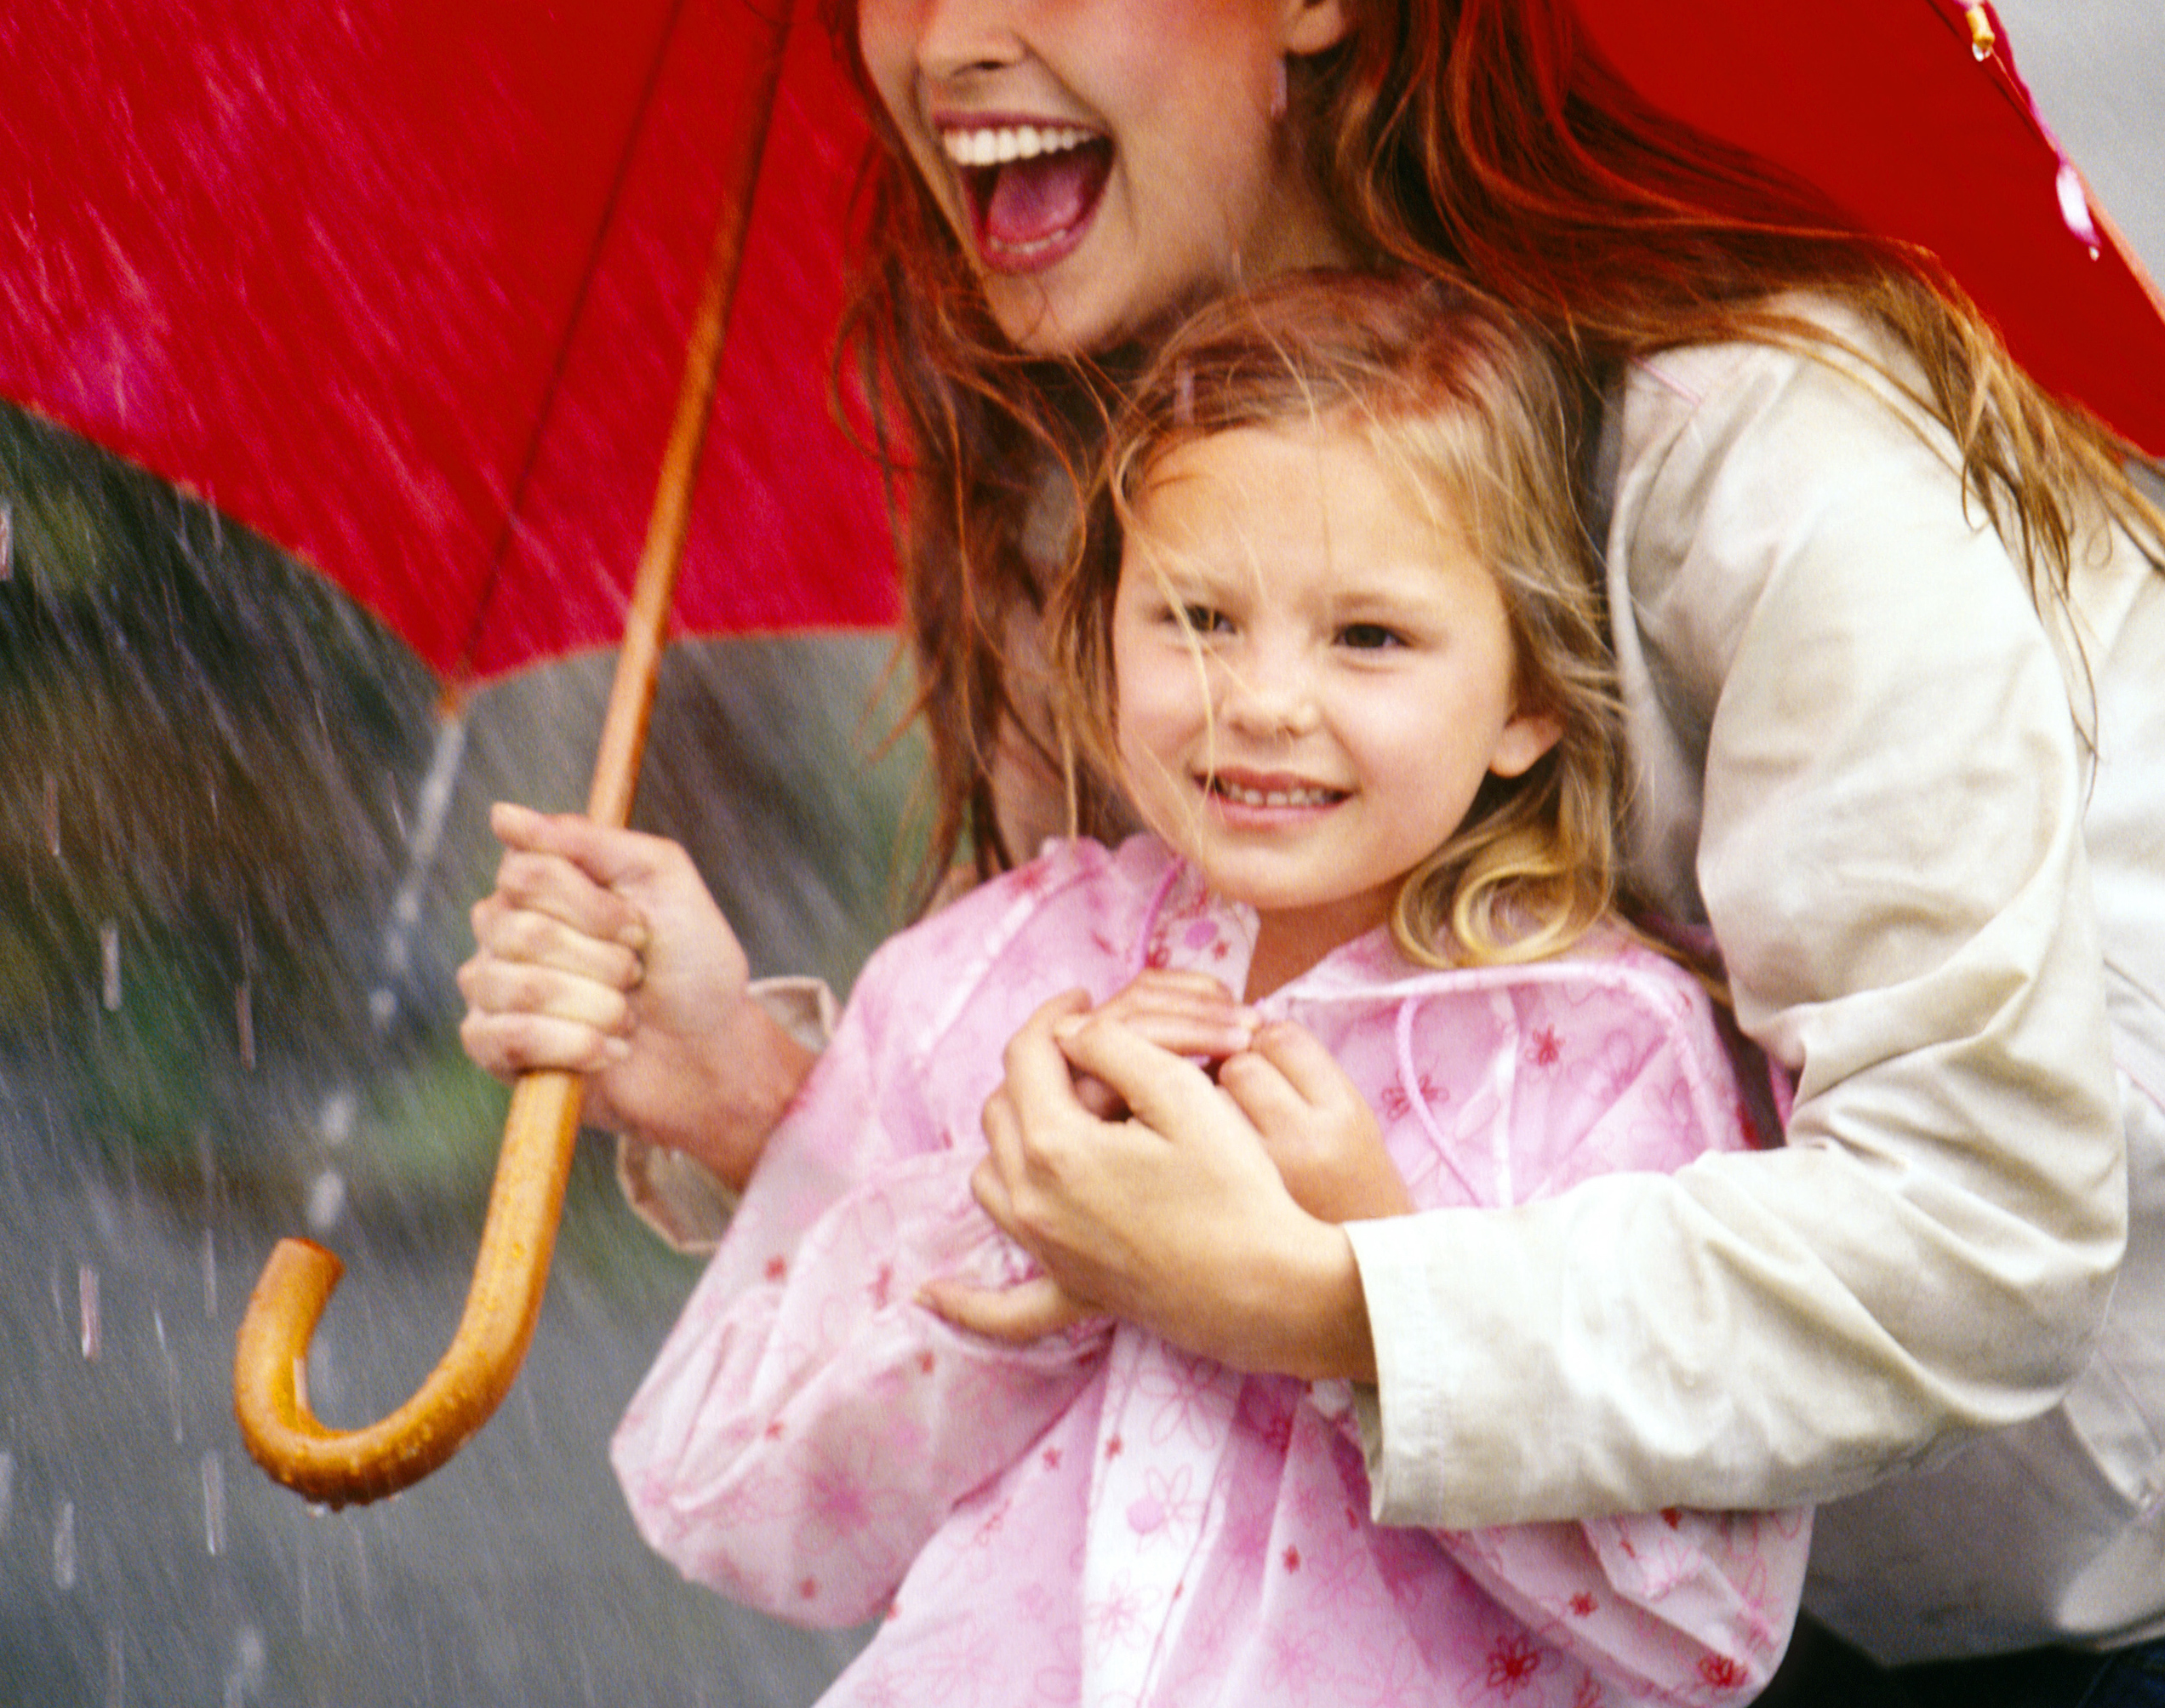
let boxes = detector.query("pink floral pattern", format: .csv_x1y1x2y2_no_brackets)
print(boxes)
612,837,1808,1705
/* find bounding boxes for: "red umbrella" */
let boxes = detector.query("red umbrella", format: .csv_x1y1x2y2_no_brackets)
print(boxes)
3,0,2158,1510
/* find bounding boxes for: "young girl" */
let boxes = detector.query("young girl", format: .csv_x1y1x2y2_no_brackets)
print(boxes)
462,0,2165,1687
609,272,1807,1706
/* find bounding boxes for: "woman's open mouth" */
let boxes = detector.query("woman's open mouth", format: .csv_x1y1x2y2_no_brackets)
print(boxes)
940,122,1112,273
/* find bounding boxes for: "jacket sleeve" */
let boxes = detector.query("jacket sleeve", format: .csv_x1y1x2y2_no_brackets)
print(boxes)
612,1147,1106,1627
1348,314,2124,1530
615,977,839,1255
611,865,1117,1625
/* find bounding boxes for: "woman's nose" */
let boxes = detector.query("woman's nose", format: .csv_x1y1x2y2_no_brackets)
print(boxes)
913,0,1029,80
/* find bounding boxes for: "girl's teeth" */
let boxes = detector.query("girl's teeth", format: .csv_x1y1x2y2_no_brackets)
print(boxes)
941,124,1094,168
1213,779,1336,808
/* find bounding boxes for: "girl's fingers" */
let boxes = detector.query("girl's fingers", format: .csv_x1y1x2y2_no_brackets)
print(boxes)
1218,1021,1352,1134
1086,971,1256,1060
1216,1048,1305,1134
1243,1020,1345,1103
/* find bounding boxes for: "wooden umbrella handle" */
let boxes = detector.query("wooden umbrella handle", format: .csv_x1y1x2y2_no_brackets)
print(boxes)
233,0,797,1507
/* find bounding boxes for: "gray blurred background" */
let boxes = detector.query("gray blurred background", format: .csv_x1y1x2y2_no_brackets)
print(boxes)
0,9,2156,1707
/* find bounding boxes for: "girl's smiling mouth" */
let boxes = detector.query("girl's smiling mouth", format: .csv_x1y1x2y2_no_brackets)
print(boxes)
1202,770,1348,813
939,120,1113,272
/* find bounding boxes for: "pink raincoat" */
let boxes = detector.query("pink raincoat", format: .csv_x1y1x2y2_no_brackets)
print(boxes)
614,836,1807,1705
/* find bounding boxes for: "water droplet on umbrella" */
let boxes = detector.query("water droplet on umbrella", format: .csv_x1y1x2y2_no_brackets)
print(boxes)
202,1450,226,1556
54,1498,77,1591
306,1168,346,1232
78,1264,100,1361
100,922,121,1011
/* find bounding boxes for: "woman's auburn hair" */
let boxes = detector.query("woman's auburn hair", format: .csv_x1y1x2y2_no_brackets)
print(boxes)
1053,270,1625,969
823,0,2162,903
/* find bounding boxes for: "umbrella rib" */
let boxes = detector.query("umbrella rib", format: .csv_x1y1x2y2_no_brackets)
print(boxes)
452,0,701,687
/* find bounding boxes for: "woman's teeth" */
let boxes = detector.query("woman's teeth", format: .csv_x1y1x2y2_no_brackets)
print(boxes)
1208,777,1340,808
941,123,1096,168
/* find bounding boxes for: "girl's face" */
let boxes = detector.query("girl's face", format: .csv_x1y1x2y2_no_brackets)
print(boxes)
858,0,1356,354
1111,422,1561,978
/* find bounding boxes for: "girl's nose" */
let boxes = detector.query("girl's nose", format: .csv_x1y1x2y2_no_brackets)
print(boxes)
915,0,1028,81
1220,658,1322,740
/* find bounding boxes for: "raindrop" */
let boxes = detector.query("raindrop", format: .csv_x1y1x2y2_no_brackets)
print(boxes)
202,1450,226,1557
223,1624,266,1708
54,1498,77,1591
0,494,11,578
305,1168,346,1233
0,1449,14,1537
154,1306,184,1442
317,1087,358,1149
100,920,121,1012
78,1264,100,1361
42,772,60,858
105,1629,124,1708
202,1227,218,1320
235,979,255,1071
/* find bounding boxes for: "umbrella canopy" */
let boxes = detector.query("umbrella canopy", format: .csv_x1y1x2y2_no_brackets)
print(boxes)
1584,0,2165,457
0,0,894,682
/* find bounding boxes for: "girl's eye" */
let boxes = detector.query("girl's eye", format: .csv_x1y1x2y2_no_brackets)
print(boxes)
1179,603,1230,635
1338,621,1406,650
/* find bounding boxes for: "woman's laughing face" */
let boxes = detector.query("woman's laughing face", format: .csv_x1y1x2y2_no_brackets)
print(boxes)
858,0,1354,352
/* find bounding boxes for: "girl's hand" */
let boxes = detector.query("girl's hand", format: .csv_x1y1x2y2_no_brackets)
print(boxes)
456,803,813,1190
932,991,1377,1382
1065,969,1259,1117
1220,1020,1415,1225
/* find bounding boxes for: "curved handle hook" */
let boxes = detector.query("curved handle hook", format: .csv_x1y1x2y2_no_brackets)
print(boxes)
234,1071,585,1506
230,1,794,1507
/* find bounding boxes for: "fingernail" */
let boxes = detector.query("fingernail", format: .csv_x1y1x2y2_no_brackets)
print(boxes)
1051,1016,1084,1043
